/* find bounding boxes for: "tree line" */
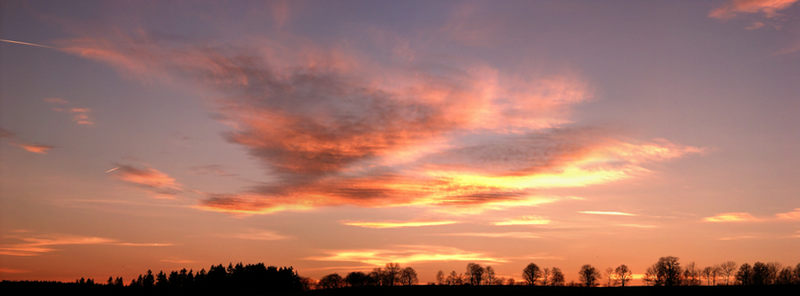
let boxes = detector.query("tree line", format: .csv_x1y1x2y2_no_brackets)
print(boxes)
5,257,800,294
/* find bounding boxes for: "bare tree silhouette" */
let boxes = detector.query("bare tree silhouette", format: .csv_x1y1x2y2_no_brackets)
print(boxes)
522,263,542,286
604,267,614,287
435,270,445,285
466,263,484,286
579,264,600,287
719,261,737,285
651,256,682,286
550,267,565,286
399,267,418,286
541,268,551,286
615,264,632,287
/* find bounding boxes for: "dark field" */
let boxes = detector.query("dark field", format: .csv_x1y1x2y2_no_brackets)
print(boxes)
3,282,800,296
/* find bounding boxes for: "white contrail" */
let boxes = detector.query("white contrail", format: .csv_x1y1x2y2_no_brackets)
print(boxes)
104,167,119,173
0,38,55,49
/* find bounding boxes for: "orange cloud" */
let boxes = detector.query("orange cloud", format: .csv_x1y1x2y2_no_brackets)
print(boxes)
342,220,458,229
493,216,551,226
578,211,637,216
16,143,53,154
703,212,760,222
109,164,182,198
709,0,798,19
776,208,800,220
0,233,171,256
308,245,507,266
443,232,542,239
227,230,289,241
54,32,703,216
1,128,54,154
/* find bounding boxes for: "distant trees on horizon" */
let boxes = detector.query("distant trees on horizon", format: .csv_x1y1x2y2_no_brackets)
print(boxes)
12,257,800,293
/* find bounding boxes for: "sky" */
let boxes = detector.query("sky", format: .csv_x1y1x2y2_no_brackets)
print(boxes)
1,0,799,285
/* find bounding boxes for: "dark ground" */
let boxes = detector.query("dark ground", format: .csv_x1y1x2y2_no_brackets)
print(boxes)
2,282,799,296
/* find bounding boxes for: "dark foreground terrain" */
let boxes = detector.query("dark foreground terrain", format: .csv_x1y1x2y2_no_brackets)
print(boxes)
3,282,799,296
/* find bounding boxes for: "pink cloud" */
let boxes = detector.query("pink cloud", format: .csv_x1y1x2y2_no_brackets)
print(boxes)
709,0,798,19
108,164,182,198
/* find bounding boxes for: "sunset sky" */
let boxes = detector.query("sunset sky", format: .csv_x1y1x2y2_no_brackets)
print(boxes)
1,0,799,285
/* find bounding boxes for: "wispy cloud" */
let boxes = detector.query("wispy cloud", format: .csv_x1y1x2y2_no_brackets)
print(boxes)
718,235,759,241
578,211,637,216
342,220,458,229
226,230,289,241
108,164,182,198
617,223,658,229
493,216,551,226
0,38,54,49
776,208,800,220
0,128,54,154
161,258,195,264
0,268,29,274
44,98,94,125
0,233,171,257
308,245,506,266
703,212,760,223
16,143,54,154
443,232,542,239
709,0,798,19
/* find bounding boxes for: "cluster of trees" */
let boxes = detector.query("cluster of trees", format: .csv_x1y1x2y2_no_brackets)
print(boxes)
434,263,505,285
643,257,800,286
317,263,418,289
72,263,307,294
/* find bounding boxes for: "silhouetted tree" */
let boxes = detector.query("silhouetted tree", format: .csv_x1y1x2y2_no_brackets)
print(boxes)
682,262,700,286
522,263,542,285
736,263,753,285
550,267,565,286
794,263,800,285
484,266,497,285
383,263,401,286
777,267,794,285
702,266,713,286
446,270,462,285
751,262,770,285
399,267,418,286
578,264,600,287
143,270,155,288
465,263,484,285
719,261,737,285
604,267,614,287
318,273,344,289
644,266,656,286
652,256,682,286
436,270,445,285
615,264,632,287
344,272,369,287
541,268,551,286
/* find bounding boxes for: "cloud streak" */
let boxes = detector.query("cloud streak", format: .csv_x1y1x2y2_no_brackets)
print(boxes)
0,128,54,154
308,245,506,266
108,164,182,198
0,233,172,257
578,211,637,216
703,212,760,223
493,216,551,226
342,220,458,229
